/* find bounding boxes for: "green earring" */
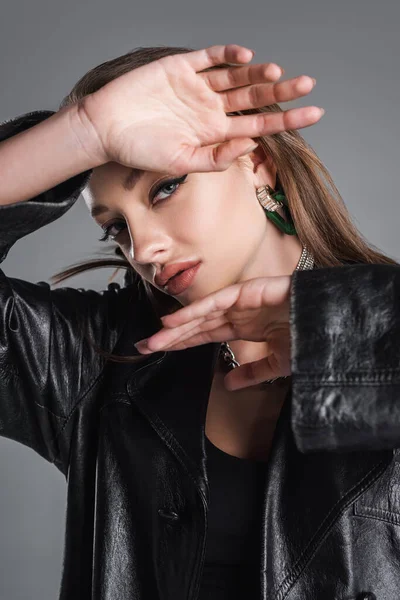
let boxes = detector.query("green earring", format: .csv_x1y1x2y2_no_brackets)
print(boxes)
256,184,297,236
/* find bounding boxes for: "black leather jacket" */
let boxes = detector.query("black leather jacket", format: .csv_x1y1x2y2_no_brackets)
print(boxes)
0,111,398,600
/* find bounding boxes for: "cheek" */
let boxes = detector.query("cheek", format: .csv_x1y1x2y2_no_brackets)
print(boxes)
199,177,265,269
119,247,141,277
113,228,131,256
197,177,258,241
178,179,240,243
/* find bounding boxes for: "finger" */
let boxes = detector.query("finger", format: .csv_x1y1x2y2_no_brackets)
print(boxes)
160,285,241,327
153,322,236,352
144,313,229,353
199,62,283,92
223,354,290,391
161,308,226,327
221,75,316,113
136,315,207,353
177,138,261,173
225,105,325,139
185,44,254,72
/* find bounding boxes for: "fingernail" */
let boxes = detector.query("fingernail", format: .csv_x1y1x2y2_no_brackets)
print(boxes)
134,339,152,353
312,77,317,85
319,107,325,116
241,143,259,156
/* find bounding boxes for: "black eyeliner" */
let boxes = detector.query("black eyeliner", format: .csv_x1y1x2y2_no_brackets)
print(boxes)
99,174,188,243
151,174,188,202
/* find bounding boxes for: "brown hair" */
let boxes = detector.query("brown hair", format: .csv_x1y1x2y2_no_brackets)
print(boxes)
52,45,398,363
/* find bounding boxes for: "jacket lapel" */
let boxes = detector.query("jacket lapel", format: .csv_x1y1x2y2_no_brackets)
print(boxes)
126,341,221,497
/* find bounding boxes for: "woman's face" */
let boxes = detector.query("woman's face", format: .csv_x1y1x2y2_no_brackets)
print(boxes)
83,149,301,306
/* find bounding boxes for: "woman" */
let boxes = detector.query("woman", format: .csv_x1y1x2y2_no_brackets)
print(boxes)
0,44,398,600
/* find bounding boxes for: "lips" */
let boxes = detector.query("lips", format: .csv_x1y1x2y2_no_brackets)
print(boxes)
155,261,201,287
163,263,201,295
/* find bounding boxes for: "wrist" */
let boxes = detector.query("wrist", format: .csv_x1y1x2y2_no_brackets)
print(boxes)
64,99,108,169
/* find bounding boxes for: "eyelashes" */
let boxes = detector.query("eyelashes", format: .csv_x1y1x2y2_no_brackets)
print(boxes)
98,222,126,243
98,174,188,243
151,174,188,203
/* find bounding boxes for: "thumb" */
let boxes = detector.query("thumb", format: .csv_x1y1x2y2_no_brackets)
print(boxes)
223,349,291,391
184,139,258,173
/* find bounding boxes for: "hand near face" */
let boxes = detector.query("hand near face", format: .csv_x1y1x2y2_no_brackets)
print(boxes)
78,44,323,174
134,275,292,391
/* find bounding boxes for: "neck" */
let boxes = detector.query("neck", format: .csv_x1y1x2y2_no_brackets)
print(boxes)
224,242,304,368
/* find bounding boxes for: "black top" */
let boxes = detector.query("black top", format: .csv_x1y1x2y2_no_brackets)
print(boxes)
198,435,268,599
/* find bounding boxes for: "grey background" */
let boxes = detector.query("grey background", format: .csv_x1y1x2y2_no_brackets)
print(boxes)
0,0,399,597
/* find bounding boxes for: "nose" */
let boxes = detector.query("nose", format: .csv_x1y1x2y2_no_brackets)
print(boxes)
125,216,170,266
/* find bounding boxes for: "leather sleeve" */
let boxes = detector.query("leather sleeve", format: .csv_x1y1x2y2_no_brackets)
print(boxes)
0,111,134,468
290,263,400,453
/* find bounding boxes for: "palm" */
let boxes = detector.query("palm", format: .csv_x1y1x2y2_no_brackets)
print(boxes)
83,44,322,174
108,60,229,171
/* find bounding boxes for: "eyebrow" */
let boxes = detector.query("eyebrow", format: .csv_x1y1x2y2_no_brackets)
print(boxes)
90,168,145,218
123,167,145,191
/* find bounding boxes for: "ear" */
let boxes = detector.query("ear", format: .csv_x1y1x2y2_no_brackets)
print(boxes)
244,143,278,189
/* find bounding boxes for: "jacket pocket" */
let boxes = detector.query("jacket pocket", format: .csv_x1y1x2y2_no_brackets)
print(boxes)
354,449,400,525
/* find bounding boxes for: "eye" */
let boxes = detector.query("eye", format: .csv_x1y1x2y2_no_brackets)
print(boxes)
98,174,188,243
151,174,188,205
98,220,127,243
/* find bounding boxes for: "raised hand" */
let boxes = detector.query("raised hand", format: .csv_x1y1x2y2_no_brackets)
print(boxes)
77,44,323,175
134,275,292,391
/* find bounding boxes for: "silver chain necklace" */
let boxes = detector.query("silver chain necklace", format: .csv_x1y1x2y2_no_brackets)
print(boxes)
219,246,314,384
